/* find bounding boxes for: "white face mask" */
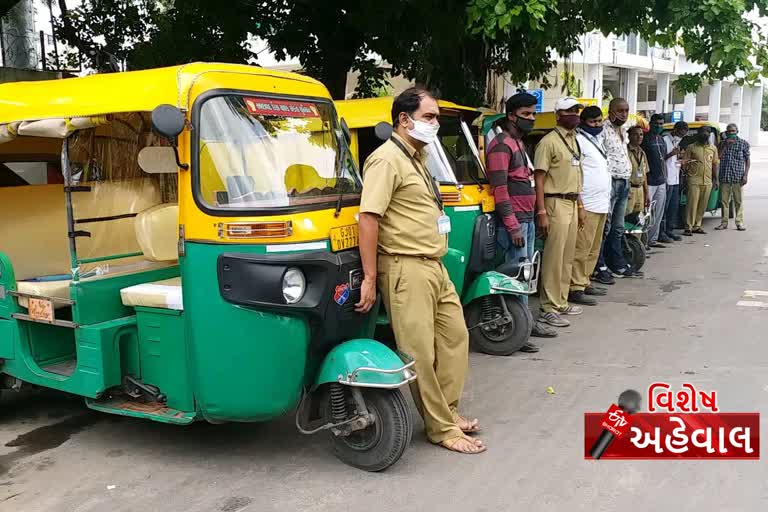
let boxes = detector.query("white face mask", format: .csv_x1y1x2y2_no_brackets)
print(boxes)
406,115,440,144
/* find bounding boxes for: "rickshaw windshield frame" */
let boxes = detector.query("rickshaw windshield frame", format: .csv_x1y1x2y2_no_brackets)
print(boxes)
190,89,363,217
429,113,487,186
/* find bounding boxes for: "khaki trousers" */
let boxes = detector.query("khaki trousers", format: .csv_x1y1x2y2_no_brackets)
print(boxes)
539,197,578,313
377,254,468,444
685,183,713,230
570,211,607,293
719,183,744,226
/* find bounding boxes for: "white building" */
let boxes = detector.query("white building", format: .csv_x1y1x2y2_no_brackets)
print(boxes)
511,31,764,145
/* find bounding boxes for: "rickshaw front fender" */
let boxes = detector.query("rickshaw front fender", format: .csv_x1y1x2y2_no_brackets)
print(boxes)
461,271,529,305
313,339,416,390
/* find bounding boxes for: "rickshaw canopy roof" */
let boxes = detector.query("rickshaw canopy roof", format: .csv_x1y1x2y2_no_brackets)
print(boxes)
0,62,325,125
336,97,479,129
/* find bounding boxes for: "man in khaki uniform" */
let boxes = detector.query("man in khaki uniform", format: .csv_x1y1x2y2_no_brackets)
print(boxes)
356,87,485,455
534,97,586,328
682,126,719,235
626,126,649,217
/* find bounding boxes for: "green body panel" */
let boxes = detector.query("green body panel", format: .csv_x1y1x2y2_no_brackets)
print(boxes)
1,315,137,398
0,319,15,359
461,271,528,305
86,397,197,425
27,322,74,364
181,242,310,423
314,339,409,388
680,187,720,212
443,205,481,295
0,252,17,321
134,307,194,412
72,265,180,326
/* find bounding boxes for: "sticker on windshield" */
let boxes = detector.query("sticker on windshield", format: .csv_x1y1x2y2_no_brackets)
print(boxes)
244,98,320,118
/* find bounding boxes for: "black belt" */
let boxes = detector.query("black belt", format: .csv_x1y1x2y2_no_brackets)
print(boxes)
630,184,642,188
612,176,629,181
545,193,579,201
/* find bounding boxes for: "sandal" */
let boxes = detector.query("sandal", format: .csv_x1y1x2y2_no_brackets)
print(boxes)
440,435,487,454
457,415,482,433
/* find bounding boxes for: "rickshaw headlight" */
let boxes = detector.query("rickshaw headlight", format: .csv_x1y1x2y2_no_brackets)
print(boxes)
522,264,532,281
282,267,306,304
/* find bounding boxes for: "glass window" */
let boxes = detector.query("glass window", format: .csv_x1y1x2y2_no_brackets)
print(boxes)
426,114,486,184
0,160,60,187
197,95,361,211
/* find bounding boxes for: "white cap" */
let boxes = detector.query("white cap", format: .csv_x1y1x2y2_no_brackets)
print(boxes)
554,97,584,112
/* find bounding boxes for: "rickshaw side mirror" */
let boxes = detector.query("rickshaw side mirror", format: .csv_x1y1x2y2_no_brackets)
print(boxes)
340,117,351,145
151,104,186,141
374,121,393,141
151,104,189,170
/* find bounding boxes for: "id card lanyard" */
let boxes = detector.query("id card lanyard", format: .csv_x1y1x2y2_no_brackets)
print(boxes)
390,137,451,234
555,128,582,167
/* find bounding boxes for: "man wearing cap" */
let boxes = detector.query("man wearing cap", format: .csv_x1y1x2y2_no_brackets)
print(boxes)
487,92,557,342
534,97,585,328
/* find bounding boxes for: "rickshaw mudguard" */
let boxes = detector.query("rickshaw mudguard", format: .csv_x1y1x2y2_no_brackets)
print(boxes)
313,339,415,390
461,271,528,305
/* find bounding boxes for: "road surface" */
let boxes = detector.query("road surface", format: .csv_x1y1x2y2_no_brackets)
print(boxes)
2,148,768,512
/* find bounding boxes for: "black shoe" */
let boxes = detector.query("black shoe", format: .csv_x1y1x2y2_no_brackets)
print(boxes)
667,233,682,241
693,228,707,234
659,235,674,243
585,286,607,296
568,290,598,306
531,320,558,338
594,270,615,285
519,342,540,353
683,230,693,236
614,266,644,279
649,241,667,248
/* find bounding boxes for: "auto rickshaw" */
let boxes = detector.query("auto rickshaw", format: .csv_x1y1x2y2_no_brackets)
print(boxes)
0,63,417,472
336,97,538,356
661,120,726,223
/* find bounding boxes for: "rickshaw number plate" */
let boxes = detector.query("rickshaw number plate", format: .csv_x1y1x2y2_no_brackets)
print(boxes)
330,224,359,252
28,298,54,322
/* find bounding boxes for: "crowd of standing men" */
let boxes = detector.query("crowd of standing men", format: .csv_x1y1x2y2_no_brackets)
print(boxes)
489,92,752,350
353,87,750,457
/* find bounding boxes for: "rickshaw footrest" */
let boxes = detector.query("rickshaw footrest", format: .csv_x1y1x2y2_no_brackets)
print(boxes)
86,396,197,425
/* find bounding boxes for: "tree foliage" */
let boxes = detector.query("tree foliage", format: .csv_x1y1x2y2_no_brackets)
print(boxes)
50,0,768,105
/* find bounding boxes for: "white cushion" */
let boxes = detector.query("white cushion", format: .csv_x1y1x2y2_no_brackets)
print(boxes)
120,277,183,311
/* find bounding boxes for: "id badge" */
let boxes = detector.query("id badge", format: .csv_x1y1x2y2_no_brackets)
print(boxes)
437,214,452,234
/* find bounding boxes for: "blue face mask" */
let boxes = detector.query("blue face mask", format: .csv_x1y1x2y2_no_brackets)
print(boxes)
580,125,603,137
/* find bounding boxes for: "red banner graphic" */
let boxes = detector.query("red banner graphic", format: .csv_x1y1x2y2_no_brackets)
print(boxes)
584,413,759,459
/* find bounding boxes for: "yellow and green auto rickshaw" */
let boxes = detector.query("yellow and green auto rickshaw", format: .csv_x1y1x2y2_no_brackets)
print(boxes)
0,63,417,472
336,97,539,356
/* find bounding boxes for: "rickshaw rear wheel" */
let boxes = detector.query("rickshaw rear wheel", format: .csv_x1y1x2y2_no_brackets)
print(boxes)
466,295,533,356
623,235,646,271
329,388,412,472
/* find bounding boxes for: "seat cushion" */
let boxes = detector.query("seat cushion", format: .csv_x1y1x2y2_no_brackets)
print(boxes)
16,279,71,309
120,277,183,311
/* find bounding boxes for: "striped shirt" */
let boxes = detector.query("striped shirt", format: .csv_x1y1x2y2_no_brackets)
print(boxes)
485,129,536,235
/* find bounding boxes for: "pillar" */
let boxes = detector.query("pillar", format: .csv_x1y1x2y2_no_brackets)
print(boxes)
683,93,697,122
585,64,604,106
708,80,722,123
749,84,763,146
656,73,670,113
621,68,639,112
730,83,743,125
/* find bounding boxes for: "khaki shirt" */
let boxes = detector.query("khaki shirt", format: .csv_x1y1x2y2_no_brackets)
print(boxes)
628,146,648,186
683,143,719,185
533,127,583,194
359,133,447,259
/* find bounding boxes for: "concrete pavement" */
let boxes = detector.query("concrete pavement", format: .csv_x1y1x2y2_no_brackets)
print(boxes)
2,149,768,512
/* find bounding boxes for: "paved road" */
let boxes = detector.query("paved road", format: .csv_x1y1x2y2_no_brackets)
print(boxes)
3,149,768,512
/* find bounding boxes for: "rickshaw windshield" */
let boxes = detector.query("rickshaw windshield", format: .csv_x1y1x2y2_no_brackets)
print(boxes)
424,115,486,185
196,94,361,211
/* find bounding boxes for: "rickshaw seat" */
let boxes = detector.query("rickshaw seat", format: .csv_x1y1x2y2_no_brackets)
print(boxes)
133,203,179,262
120,277,183,311
16,279,71,307
284,164,336,194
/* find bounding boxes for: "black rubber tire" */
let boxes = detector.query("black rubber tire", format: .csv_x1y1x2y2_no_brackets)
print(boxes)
465,295,533,356
329,388,412,472
623,235,646,271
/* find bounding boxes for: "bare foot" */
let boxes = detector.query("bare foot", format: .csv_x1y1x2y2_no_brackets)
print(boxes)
440,435,487,454
457,415,482,433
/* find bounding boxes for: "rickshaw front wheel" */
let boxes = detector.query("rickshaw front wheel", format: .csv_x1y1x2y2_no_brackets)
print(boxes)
466,295,533,356
329,388,412,472
623,235,646,272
